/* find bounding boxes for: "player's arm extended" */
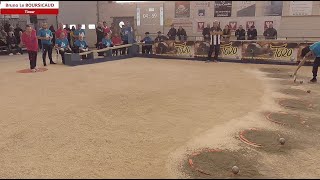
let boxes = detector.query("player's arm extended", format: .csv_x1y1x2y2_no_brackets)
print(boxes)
294,51,313,75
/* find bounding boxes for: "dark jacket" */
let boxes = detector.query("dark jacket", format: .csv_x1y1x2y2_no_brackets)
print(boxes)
96,26,104,44
177,28,187,41
247,29,257,40
167,28,177,40
6,36,17,45
222,29,231,41
263,28,277,40
202,27,211,40
155,35,168,43
235,29,246,40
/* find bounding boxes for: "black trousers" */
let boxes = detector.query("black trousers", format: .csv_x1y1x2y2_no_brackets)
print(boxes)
208,44,220,60
42,44,53,65
28,50,37,69
313,57,320,78
142,45,152,54
8,44,22,54
58,49,72,64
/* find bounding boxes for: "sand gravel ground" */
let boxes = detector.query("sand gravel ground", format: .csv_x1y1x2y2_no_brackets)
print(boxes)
0,54,319,178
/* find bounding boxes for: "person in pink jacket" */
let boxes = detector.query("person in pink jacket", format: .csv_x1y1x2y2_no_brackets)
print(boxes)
20,25,39,72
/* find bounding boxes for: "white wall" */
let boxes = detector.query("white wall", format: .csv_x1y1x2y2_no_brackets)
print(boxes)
58,1,98,47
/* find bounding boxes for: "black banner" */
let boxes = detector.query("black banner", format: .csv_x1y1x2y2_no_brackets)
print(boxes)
214,1,232,17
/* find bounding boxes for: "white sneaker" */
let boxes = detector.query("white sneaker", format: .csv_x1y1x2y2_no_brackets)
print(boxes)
31,69,36,72
9,53,13,56
16,52,21,55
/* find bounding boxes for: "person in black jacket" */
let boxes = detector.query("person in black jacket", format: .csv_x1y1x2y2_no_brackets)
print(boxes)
177,26,187,41
167,24,177,40
155,31,169,54
235,25,246,40
14,24,23,44
202,23,211,42
247,25,257,40
96,22,104,48
7,32,22,55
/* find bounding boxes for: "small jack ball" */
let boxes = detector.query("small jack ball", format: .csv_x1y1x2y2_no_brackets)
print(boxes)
232,166,239,174
279,138,285,145
300,81,303,84
307,90,311,93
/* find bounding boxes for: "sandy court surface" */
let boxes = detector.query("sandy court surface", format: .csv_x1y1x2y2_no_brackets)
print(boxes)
0,54,319,178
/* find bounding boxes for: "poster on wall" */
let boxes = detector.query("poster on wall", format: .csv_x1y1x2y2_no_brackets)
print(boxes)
263,1,283,16
198,9,205,17
246,21,255,29
197,22,205,32
264,21,273,30
229,21,237,31
289,1,313,16
236,1,256,17
175,1,191,18
214,1,232,17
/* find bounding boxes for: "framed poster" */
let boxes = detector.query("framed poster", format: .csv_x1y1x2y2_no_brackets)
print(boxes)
289,1,313,16
246,21,255,29
229,21,237,31
263,1,283,16
175,1,190,18
198,9,205,17
214,1,232,17
264,21,273,30
197,22,205,32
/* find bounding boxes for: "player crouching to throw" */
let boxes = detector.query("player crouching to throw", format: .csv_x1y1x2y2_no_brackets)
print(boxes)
55,32,72,64
294,41,320,83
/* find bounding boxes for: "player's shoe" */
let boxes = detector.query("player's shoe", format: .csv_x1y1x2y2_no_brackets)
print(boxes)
310,77,317,83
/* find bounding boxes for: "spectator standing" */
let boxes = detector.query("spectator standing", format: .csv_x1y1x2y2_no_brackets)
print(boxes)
140,32,153,54
247,25,257,40
202,24,211,42
7,31,22,55
38,22,55,66
235,25,246,40
121,21,134,44
55,23,67,39
70,26,76,47
167,24,177,40
110,22,118,38
14,24,23,44
49,25,56,44
177,26,187,41
64,24,71,44
20,25,39,72
207,21,222,63
263,24,277,40
96,22,104,48
103,21,111,36
222,25,231,42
